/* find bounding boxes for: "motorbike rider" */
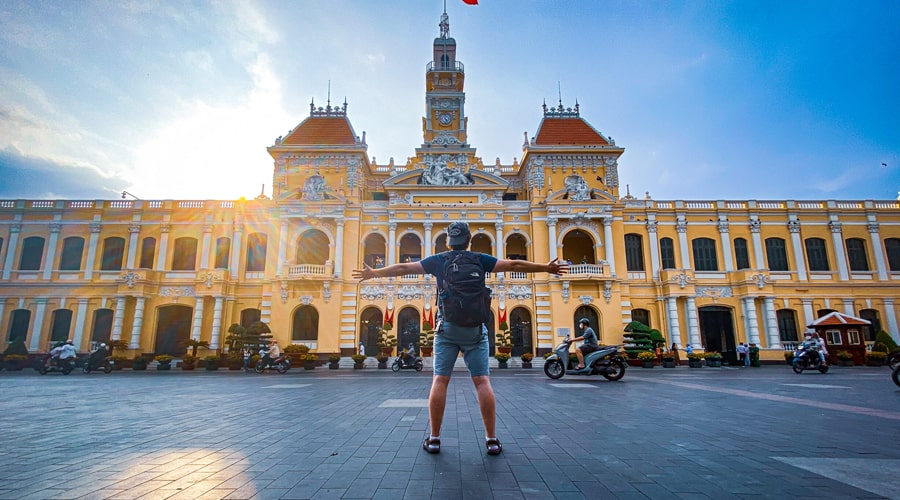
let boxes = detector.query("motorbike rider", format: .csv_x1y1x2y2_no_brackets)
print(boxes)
402,342,417,365
48,339,77,368
89,343,109,367
799,331,821,363
811,331,828,366
262,340,281,367
573,318,599,369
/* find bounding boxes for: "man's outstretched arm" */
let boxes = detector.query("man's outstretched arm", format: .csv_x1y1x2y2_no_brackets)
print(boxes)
352,262,426,281
492,258,568,275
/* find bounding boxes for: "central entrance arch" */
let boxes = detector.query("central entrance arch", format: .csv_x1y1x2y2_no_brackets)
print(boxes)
698,306,737,364
154,305,193,356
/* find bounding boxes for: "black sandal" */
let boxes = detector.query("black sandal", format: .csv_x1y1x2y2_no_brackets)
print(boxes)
423,437,441,454
486,438,502,456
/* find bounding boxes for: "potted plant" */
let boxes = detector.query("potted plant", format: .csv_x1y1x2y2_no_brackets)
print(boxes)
284,344,309,364
495,351,511,368
687,352,704,368
784,350,796,365
376,351,389,369
302,353,318,370
109,355,128,370
204,355,220,370
132,355,148,371
637,351,657,368
183,339,210,359
377,329,397,357
2,354,28,371
836,350,854,367
352,354,367,369
419,325,434,357
662,351,676,368
154,354,174,370
226,351,244,370
520,352,534,369
328,354,341,369
705,351,723,367
865,351,887,367
496,321,513,354
181,354,197,371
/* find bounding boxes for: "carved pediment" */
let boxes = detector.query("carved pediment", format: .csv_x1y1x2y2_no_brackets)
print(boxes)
383,169,509,189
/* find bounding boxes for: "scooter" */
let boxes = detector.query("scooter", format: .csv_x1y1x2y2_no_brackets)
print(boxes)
888,351,900,371
792,347,829,374
543,336,627,381
83,349,114,374
39,355,76,375
892,365,900,388
254,349,290,374
392,349,423,372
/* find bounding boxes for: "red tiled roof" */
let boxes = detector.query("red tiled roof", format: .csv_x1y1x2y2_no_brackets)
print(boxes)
283,117,356,145
808,311,870,327
534,117,608,146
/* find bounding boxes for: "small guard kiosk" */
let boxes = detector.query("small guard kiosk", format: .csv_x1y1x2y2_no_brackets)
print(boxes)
808,312,871,365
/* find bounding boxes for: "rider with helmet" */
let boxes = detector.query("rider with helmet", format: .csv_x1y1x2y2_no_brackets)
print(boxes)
48,339,77,368
573,318,599,370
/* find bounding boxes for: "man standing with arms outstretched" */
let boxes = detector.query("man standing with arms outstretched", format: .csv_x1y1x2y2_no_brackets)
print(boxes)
354,221,568,456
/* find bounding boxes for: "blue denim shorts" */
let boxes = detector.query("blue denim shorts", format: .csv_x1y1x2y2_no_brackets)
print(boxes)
433,323,490,377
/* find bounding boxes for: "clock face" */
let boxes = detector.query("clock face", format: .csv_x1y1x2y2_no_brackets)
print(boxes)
438,113,452,126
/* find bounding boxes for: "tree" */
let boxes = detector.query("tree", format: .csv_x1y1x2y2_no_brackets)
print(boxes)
224,324,246,352
183,339,210,357
874,330,899,353
108,339,129,356
244,321,273,353
623,321,654,359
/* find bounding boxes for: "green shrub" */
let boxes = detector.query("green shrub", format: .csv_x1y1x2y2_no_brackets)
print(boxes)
874,331,899,353
351,354,366,364
494,352,511,363
328,354,341,363
2,340,28,357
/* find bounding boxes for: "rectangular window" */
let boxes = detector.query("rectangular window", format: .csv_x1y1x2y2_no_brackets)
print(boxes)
172,237,198,271
846,238,869,271
100,237,125,271
19,236,45,271
885,238,900,271
734,238,750,270
847,330,860,345
660,238,676,270
624,234,645,272
804,238,830,271
139,237,156,269
765,238,789,271
776,309,798,342
214,237,230,269
825,330,842,345
692,238,719,271
59,237,85,271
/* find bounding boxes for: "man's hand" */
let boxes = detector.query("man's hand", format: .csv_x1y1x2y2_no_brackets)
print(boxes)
352,264,376,281
547,258,569,276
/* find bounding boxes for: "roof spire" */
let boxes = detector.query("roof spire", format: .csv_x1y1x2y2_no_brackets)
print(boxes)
439,1,450,38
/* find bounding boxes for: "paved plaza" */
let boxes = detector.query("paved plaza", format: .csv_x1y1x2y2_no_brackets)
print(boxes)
0,363,898,499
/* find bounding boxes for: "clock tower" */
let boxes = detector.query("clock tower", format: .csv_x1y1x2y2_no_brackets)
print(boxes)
422,7,469,148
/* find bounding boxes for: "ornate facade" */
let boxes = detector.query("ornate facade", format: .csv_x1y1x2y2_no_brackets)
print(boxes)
2,11,899,363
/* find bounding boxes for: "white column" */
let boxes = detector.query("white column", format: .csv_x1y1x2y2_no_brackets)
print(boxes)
424,222,433,257
494,222,503,259
744,297,761,345
685,296,700,348
111,296,126,341
155,224,170,271
42,224,61,280
665,297,682,346
0,299,5,345
883,298,899,344
200,224,212,269
750,218,764,269
718,218,734,272
788,219,808,281
277,220,288,276
740,297,750,343
29,298,49,351
647,220,660,280
763,297,780,348
602,217,614,274
230,224,243,274
676,218,691,269
191,296,205,341
801,298,814,330
72,298,89,350
210,296,224,349
84,223,101,279
829,220,849,280
842,298,855,317
334,220,344,277
388,223,397,265
2,223,21,280
126,222,141,269
129,297,145,349
867,220,888,280
547,217,559,263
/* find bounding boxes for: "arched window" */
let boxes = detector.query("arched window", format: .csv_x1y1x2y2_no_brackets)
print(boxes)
292,306,319,342
19,236,45,270
733,237,750,270
90,309,114,342
50,309,73,343
240,308,261,329
139,237,156,269
885,238,900,271
660,237,676,270
765,237,788,271
172,237,198,271
246,233,267,272
845,238,869,271
505,233,528,261
573,306,601,341
858,309,881,342
363,233,386,268
624,234,645,272
399,233,423,262
59,237,85,271
469,233,490,255
562,229,595,264
631,309,651,328
804,238,830,271
101,237,126,271
214,237,230,269
296,229,329,265
776,309,798,342
7,309,31,342
692,238,718,271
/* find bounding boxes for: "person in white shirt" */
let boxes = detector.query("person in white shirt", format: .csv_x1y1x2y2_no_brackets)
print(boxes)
48,340,76,367
263,340,281,366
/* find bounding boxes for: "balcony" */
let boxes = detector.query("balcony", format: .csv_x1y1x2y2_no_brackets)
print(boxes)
426,61,464,73
288,264,327,277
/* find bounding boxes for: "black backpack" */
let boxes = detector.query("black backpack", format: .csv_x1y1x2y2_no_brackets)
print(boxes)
439,251,492,328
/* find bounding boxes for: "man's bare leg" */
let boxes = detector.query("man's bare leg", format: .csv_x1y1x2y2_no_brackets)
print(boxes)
472,375,496,438
428,375,451,437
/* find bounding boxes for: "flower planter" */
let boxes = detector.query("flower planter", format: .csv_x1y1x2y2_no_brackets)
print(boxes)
421,347,433,357
354,363,365,369
497,347,512,355
304,361,316,370
205,362,219,371
688,360,703,368
157,363,172,371
521,361,532,369
328,362,340,370
838,359,853,367
181,362,196,371
706,359,722,367
377,361,388,369
497,362,508,369
663,360,676,368
642,361,654,368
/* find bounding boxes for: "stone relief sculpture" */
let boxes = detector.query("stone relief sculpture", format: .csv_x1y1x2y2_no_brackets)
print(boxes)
419,154,473,185
301,174,327,201
565,175,591,201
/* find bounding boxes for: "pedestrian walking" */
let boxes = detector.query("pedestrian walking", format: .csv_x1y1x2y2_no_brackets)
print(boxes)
671,343,681,366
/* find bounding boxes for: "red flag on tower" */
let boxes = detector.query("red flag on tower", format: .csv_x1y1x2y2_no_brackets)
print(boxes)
462,0,478,4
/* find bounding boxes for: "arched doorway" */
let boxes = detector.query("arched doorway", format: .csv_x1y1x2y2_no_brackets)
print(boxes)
562,230,596,264
155,305,193,356
359,307,382,356
397,307,420,353
699,306,737,364
509,307,533,356
574,306,601,341
296,229,330,265
292,306,319,347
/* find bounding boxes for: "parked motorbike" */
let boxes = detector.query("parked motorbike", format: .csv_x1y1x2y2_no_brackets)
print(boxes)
792,347,829,374
543,336,626,381
254,349,290,374
892,365,900,388
888,351,900,371
39,355,76,375
392,349,423,372
83,347,113,374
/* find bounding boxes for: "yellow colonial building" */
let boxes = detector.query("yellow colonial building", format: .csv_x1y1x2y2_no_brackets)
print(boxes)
2,11,899,364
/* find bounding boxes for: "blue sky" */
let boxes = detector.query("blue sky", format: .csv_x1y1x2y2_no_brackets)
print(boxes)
0,0,898,201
